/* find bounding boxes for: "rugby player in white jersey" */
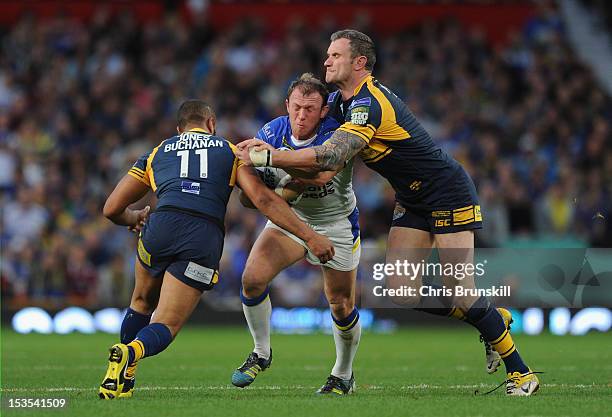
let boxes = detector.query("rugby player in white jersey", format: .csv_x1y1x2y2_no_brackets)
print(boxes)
231,74,360,395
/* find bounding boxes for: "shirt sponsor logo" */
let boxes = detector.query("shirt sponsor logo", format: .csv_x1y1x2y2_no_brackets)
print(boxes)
261,123,274,140
181,180,201,195
302,182,335,199
350,106,369,125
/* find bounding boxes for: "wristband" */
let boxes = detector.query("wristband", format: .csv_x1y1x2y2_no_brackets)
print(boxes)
249,148,272,167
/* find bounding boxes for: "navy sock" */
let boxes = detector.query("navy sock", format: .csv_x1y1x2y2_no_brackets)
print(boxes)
127,323,173,364
332,307,360,330
240,286,270,307
465,296,528,374
120,308,152,344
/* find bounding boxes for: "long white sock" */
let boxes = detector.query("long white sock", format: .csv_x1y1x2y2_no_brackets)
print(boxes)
243,295,272,360
331,311,361,380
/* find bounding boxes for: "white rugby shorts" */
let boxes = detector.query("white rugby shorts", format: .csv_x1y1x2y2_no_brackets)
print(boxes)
264,207,360,271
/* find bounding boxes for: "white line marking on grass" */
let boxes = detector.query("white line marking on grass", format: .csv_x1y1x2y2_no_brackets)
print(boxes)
0,386,308,393
1,383,607,393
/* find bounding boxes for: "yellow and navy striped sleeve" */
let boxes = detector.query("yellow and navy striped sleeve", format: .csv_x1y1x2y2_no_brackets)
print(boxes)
128,153,151,187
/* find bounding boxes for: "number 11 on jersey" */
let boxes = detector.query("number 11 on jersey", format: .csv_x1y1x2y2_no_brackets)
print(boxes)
177,149,208,178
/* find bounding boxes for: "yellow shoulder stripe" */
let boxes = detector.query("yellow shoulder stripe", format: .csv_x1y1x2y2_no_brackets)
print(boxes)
353,75,373,96
146,140,166,192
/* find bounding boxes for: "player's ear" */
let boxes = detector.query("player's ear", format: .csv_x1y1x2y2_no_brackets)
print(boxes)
207,117,217,135
320,104,329,119
285,99,290,114
354,55,367,71
176,125,182,134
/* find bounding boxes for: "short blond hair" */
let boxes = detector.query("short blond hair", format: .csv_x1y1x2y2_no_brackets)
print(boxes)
286,73,329,105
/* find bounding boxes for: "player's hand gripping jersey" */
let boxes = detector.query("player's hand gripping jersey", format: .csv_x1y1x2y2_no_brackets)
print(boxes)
328,75,482,233
256,116,357,224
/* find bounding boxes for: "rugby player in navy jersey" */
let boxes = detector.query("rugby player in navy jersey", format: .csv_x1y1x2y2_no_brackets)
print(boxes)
239,30,539,396
231,74,361,395
98,100,334,399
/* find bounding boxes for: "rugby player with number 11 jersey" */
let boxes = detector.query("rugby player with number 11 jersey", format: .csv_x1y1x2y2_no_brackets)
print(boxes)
98,100,334,399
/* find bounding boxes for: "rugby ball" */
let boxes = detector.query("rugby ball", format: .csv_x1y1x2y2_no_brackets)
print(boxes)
255,166,286,189
255,167,303,204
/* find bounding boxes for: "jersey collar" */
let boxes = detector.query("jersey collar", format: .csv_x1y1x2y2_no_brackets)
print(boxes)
286,118,322,149
289,132,318,148
187,127,210,133
353,74,373,96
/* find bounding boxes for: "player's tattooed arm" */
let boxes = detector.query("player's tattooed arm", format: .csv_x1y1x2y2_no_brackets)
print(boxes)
313,130,367,171
246,130,366,172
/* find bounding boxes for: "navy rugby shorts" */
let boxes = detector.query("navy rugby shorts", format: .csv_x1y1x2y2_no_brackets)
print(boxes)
392,167,483,234
137,209,223,291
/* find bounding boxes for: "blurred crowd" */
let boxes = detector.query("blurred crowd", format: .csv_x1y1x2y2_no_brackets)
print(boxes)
1,2,610,309
580,0,612,32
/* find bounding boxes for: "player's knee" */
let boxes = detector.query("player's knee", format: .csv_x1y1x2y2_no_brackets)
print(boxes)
385,275,421,308
130,295,156,315
241,269,269,299
164,324,181,338
453,294,479,312
151,319,181,338
327,294,354,319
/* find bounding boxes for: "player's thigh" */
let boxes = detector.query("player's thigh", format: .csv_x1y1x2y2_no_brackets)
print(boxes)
243,227,305,288
386,226,434,286
435,230,478,310
130,259,163,314
322,267,357,305
150,271,203,337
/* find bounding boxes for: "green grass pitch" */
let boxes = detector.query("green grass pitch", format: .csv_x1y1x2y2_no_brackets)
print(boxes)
2,327,611,417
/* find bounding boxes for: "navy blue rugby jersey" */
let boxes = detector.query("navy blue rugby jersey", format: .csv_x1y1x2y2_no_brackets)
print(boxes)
128,128,243,224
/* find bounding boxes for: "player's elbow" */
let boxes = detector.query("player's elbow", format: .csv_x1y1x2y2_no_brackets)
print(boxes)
238,190,256,209
103,197,123,221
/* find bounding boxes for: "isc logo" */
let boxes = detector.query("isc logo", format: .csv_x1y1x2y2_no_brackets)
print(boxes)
435,219,451,227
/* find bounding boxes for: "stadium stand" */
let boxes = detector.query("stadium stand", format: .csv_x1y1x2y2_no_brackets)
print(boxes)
1,1,609,309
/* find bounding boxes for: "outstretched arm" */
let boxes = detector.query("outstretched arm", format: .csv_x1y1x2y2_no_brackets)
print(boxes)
243,130,367,172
